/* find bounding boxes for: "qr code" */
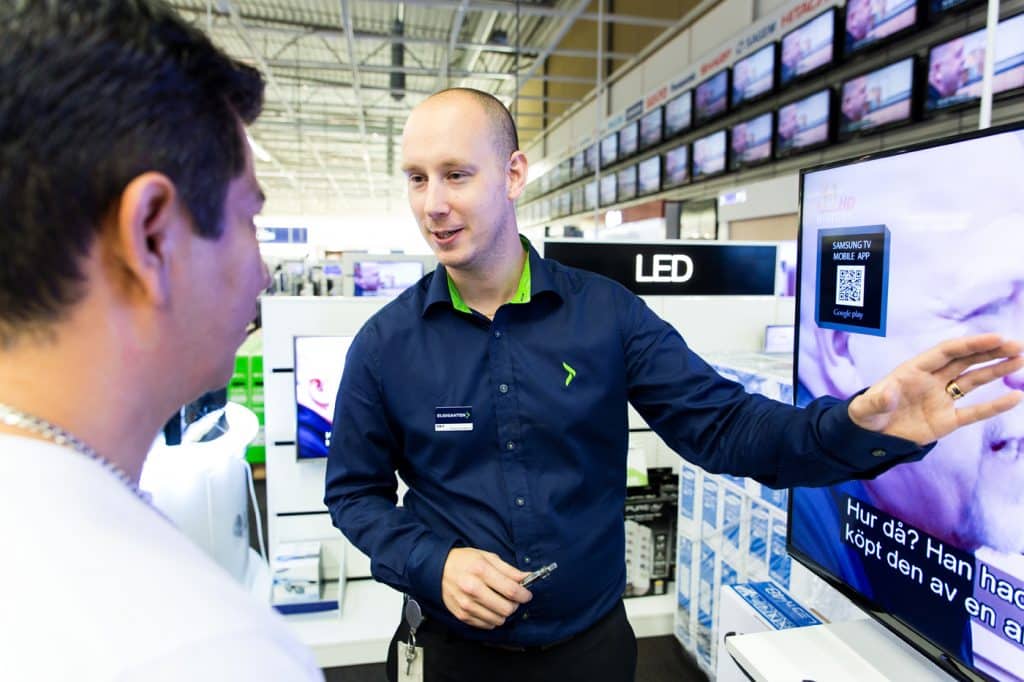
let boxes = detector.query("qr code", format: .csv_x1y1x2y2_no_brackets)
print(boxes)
836,265,865,307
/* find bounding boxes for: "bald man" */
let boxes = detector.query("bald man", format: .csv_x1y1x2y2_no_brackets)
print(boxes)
324,88,1023,682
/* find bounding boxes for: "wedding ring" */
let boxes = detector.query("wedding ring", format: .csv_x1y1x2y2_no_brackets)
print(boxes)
945,380,966,401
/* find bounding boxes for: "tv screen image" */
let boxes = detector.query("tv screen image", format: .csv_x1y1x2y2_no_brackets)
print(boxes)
665,92,693,136
792,125,1024,682
730,112,773,170
845,0,918,54
777,89,832,155
585,143,598,174
640,108,664,149
619,122,640,159
294,335,354,459
781,9,836,86
926,14,1024,112
600,132,619,167
617,165,638,201
840,58,915,136
584,180,598,211
692,130,727,179
637,156,661,195
695,70,730,123
572,151,586,179
663,145,690,188
353,261,424,297
732,43,777,106
599,173,617,206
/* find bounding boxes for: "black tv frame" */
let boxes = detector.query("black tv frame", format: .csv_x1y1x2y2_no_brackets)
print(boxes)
780,7,840,88
694,69,733,126
691,129,729,181
731,43,779,109
837,55,920,140
775,88,836,159
728,111,776,171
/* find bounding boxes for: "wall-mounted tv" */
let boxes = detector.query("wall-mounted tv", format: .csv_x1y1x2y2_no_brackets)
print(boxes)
618,121,640,160
354,261,424,297
781,8,837,86
616,165,638,201
665,91,693,137
792,122,1024,682
294,335,354,459
585,143,598,174
729,112,774,171
732,43,777,107
926,14,1024,113
695,70,731,124
571,150,586,180
637,156,661,196
556,191,571,218
600,132,619,167
845,0,918,55
599,173,616,206
840,57,916,138
777,89,833,157
640,108,664,150
692,130,727,180
584,180,598,211
930,0,980,15
663,144,690,189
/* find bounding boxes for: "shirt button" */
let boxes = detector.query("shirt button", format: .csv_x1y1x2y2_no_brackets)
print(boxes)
524,556,532,564
506,441,516,451
499,383,509,394
515,497,526,507
522,612,530,620
494,330,502,338
871,448,887,457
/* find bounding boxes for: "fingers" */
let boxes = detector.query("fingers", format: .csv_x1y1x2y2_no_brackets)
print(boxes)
955,390,1024,428
441,548,532,630
915,334,1023,374
948,355,1024,394
940,347,1024,384
481,552,532,602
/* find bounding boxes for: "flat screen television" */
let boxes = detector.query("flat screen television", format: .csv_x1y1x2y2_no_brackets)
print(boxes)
600,132,619,167
695,70,731,124
663,144,690,189
777,88,833,157
571,150,586,180
791,122,1024,682
732,43,777,107
637,156,661,196
840,57,916,138
584,180,598,211
353,260,424,297
557,191,572,217
926,14,1024,113
665,91,693,137
845,0,918,55
556,158,572,188
616,165,638,201
930,0,980,15
585,143,598,174
570,185,584,215
729,112,774,171
618,121,640,160
294,335,354,459
692,130,727,180
640,108,664,150
599,173,617,206
781,8,838,86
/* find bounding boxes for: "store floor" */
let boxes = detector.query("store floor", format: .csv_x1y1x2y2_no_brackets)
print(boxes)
250,478,709,682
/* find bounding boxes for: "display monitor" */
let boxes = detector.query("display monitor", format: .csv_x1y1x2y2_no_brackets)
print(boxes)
584,180,598,211
732,44,777,107
780,8,837,86
353,261,424,297
777,89,833,157
839,57,916,137
616,165,638,201
599,173,617,206
585,144,598,174
294,335,354,459
844,0,918,55
600,132,619,167
637,156,661,196
791,123,1024,682
571,150,586,180
639,108,664,150
729,112,774,171
695,70,731,124
665,92,693,137
926,14,1024,113
663,145,690,188
930,0,980,15
618,121,640,159
557,192,572,217
692,130,727,180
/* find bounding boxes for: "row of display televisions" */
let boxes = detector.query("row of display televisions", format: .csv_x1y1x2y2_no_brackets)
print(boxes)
523,1,1024,205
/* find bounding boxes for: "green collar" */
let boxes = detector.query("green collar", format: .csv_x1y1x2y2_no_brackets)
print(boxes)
447,238,531,314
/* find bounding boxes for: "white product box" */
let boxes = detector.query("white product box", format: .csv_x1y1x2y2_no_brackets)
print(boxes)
272,540,322,604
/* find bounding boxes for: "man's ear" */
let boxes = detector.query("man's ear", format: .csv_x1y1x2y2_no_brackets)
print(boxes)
506,150,528,201
111,172,185,307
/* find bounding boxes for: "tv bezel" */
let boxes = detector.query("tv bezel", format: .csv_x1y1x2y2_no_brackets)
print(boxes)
571,150,587,180
694,69,733,126
780,7,840,88
837,55,919,141
662,143,691,189
639,107,665,150
843,0,922,57
665,91,694,138
731,43,779,109
691,129,730,181
598,173,617,207
600,132,619,167
775,88,836,159
618,120,641,161
728,111,776,171
616,164,639,201
636,155,663,196
790,119,1024,682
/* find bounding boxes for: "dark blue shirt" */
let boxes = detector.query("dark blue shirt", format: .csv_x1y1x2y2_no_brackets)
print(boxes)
324,242,926,646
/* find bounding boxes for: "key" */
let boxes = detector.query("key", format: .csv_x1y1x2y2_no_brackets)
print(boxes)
404,598,424,676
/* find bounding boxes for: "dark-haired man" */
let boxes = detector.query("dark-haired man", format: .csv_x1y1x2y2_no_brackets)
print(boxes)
325,87,1022,681
0,1,321,679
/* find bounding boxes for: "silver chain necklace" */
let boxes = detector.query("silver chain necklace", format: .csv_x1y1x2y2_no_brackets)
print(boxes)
0,402,154,508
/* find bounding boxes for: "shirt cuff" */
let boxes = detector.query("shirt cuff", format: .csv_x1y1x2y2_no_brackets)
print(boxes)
819,393,936,475
407,533,460,607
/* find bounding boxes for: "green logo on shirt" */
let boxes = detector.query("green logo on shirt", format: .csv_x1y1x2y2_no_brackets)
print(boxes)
562,362,576,387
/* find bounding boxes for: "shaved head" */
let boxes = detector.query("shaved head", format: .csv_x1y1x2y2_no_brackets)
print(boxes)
424,88,519,161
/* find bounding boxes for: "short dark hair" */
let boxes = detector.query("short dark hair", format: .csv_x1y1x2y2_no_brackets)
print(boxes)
432,88,519,160
0,0,264,345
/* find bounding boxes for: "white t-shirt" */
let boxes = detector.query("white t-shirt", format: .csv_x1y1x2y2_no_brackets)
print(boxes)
0,435,323,681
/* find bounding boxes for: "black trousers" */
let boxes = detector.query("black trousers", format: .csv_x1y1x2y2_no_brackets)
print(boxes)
385,601,637,682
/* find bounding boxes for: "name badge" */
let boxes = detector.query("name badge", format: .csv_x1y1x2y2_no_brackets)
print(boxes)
435,406,473,432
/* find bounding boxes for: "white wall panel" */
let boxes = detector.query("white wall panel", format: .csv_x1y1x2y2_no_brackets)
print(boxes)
690,0,754,61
